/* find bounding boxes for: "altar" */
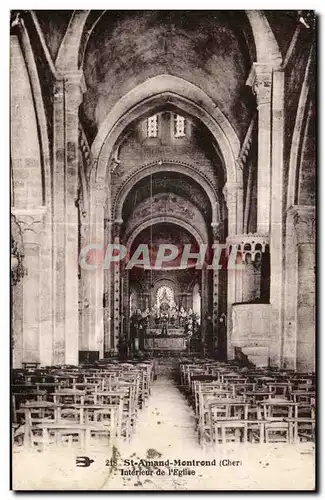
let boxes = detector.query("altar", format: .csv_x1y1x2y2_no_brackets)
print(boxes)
130,285,197,353
144,331,187,351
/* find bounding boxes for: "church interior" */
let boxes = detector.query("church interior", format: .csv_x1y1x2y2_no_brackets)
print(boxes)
10,10,316,490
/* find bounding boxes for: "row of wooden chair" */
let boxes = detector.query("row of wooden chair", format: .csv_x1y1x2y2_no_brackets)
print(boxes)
12,359,155,451
179,359,315,446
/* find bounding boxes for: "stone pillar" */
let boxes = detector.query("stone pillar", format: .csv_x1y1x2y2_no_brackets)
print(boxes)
52,71,85,365
122,268,130,343
211,222,220,342
247,63,273,234
84,185,106,361
270,68,285,366
282,208,298,369
12,210,46,364
293,207,315,372
104,219,112,355
112,221,122,353
200,266,208,350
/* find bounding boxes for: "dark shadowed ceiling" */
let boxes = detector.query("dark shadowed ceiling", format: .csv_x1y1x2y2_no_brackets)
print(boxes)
122,171,212,223
81,10,255,142
32,10,302,146
130,222,199,269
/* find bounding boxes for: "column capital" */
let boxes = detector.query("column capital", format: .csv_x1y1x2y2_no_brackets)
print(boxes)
222,182,237,204
246,63,276,108
55,70,86,106
211,222,221,240
11,207,46,244
288,205,316,244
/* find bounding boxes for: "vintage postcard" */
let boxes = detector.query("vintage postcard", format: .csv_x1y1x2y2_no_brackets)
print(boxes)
10,10,316,491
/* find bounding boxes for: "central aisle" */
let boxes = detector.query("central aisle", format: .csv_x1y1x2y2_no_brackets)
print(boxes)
12,360,315,490
104,361,314,491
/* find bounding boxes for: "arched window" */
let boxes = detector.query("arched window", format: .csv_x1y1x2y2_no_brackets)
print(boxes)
147,114,158,137
173,114,186,138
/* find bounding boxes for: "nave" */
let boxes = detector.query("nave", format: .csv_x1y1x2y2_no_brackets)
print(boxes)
12,358,315,490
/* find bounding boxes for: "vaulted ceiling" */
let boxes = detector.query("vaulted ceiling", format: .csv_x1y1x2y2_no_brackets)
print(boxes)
81,10,254,142
122,171,212,223
29,10,303,148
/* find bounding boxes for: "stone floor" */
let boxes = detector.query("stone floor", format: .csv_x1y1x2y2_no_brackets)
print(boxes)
12,361,315,491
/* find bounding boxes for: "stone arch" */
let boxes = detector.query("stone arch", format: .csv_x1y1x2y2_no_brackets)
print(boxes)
287,45,314,209
18,20,51,207
126,216,205,254
11,29,50,208
114,162,219,225
55,10,90,71
245,11,282,63
92,75,240,188
123,191,209,244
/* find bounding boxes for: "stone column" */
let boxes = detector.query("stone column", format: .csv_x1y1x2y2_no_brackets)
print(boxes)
270,68,285,366
103,219,112,355
211,222,220,342
247,63,273,234
200,266,208,350
84,185,106,360
223,183,238,359
64,73,85,364
122,268,130,344
293,207,315,372
52,71,85,365
282,208,298,369
112,221,122,353
223,183,237,237
12,209,46,364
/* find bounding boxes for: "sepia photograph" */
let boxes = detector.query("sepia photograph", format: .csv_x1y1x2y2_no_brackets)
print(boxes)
10,9,316,491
